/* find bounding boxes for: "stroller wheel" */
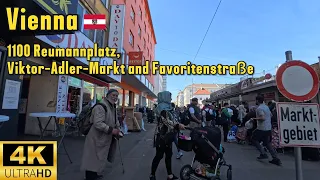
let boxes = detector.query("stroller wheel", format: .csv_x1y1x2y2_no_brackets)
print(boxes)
227,169,232,180
180,165,193,180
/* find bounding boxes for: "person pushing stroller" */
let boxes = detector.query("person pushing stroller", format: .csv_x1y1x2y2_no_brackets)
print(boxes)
150,91,185,180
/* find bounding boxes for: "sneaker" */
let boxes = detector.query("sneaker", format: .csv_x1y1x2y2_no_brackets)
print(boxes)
176,152,183,159
257,154,268,160
167,174,179,180
269,158,282,166
149,175,156,180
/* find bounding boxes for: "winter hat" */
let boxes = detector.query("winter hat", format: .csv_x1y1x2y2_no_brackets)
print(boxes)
107,89,118,96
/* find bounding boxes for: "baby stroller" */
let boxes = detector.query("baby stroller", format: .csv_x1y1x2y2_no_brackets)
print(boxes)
178,126,232,180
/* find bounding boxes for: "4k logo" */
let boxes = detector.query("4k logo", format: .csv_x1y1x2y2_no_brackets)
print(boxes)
10,146,46,165
0,141,57,180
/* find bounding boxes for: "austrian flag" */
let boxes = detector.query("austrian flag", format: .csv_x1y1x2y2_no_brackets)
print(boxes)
83,14,106,30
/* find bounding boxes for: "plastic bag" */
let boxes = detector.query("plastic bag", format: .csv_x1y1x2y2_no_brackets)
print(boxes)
245,119,253,130
122,119,129,134
141,119,146,131
227,130,236,142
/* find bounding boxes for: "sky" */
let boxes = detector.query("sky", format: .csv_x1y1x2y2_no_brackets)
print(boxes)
148,0,320,98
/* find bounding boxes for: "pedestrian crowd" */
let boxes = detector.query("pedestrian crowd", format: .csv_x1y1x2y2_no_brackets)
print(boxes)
75,89,319,180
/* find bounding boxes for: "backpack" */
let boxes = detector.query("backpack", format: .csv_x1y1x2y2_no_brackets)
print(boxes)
78,103,108,135
203,108,215,121
216,108,229,125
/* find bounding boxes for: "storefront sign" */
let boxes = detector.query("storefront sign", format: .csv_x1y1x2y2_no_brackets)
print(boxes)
68,76,82,88
128,52,143,66
261,92,275,100
108,5,125,53
33,0,78,15
36,32,98,65
56,76,68,113
2,79,21,109
239,78,252,90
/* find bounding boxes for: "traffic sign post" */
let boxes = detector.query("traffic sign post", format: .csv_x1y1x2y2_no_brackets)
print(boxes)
276,51,320,180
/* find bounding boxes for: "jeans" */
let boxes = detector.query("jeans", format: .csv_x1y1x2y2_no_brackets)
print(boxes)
252,129,278,158
222,123,229,142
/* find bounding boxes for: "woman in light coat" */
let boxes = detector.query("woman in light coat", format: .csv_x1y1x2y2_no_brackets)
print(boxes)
238,104,247,123
81,89,121,180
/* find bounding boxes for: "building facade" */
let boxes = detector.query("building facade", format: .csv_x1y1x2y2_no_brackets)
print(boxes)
111,0,157,108
180,84,226,106
210,62,320,108
162,75,167,91
193,88,211,108
176,91,184,107
154,72,164,95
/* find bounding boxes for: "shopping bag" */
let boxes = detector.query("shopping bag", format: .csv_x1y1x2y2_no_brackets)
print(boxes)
122,120,129,134
236,127,247,141
271,127,282,149
227,130,236,142
141,119,146,131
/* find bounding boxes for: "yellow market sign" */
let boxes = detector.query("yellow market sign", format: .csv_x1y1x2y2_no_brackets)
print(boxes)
33,0,78,15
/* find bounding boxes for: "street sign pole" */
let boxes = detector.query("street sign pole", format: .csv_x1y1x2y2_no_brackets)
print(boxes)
284,50,303,180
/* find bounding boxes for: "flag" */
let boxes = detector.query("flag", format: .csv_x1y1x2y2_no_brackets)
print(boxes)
83,14,106,30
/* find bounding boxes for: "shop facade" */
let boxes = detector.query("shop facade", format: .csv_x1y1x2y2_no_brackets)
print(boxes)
0,0,81,140
109,1,158,109
22,28,120,136
0,0,118,139
210,84,242,106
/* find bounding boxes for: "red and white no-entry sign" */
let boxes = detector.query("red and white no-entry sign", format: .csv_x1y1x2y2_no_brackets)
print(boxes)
276,60,319,102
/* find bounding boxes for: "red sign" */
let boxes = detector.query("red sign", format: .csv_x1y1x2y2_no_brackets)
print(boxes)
128,51,143,65
265,73,272,79
276,60,319,102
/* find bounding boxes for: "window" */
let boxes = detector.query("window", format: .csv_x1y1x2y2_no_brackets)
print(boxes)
95,30,105,47
139,7,142,19
141,75,146,84
130,6,135,22
123,48,127,65
143,39,146,49
129,31,134,46
125,53,129,68
101,0,109,8
137,45,141,51
144,22,146,32
138,26,141,37
147,48,149,56
77,3,95,42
